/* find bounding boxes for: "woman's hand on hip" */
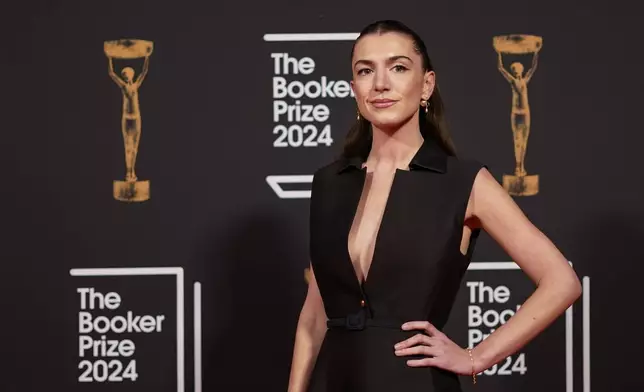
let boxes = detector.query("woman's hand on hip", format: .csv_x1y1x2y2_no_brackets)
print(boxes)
394,321,481,375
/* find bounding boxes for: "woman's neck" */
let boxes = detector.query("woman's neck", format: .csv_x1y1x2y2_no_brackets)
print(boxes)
366,118,424,171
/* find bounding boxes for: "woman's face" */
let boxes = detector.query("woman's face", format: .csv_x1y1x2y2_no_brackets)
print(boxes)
351,32,434,130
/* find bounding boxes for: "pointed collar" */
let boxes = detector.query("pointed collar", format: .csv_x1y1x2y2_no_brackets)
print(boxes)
337,137,448,174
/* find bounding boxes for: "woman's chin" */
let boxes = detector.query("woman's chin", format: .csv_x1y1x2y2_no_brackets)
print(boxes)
369,115,409,131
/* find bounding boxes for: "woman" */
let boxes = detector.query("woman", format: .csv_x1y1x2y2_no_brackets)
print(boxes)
288,20,581,392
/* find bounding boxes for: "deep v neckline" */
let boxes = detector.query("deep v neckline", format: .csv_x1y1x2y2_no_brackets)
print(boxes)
346,167,404,289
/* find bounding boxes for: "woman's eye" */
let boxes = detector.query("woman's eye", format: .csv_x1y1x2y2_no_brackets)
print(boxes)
393,65,408,72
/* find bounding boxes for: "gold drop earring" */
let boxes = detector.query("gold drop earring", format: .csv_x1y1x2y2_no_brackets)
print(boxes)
422,99,429,113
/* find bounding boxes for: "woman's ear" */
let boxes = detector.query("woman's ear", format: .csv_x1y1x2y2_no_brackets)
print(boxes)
423,71,436,100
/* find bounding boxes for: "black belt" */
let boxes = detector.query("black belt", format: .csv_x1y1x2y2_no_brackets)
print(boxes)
326,308,402,331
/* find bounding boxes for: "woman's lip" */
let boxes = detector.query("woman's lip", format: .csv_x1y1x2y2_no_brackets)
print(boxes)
370,100,397,108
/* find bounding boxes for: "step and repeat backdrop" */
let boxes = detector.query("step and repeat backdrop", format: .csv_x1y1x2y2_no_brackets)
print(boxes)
3,1,643,391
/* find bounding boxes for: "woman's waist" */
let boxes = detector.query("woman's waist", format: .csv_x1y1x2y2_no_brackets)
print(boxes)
326,311,404,331
325,307,441,332
321,327,425,362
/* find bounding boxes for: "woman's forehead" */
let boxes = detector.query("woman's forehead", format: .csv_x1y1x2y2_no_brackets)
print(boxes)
353,33,418,62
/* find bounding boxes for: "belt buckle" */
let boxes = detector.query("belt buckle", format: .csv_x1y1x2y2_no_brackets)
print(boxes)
345,308,366,331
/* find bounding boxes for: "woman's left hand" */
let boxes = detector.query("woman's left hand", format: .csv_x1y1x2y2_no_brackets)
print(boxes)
394,321,479,375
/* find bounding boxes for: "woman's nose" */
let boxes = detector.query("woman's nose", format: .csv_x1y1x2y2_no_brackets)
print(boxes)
373,69,390,92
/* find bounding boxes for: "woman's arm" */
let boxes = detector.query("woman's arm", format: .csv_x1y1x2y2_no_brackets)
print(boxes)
287,263,328,392
466,167,582,372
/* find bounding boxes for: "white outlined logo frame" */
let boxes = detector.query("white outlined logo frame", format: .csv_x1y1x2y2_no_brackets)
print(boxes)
264,32,358,199
69,267,203,392
469,262,591,392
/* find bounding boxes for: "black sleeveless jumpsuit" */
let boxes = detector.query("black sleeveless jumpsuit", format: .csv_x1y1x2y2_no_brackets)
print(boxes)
307,138,487,391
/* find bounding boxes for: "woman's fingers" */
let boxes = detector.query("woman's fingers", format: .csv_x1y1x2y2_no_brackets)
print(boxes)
394,335,441,350
406,356,440,367
401,321,445,339
394,333,429,350
395,344,443,358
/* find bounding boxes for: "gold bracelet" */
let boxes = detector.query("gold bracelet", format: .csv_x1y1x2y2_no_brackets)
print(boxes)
466,348,476,385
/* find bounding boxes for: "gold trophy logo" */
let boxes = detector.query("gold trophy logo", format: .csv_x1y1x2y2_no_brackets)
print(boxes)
104,39,152,202
494,34,542,196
